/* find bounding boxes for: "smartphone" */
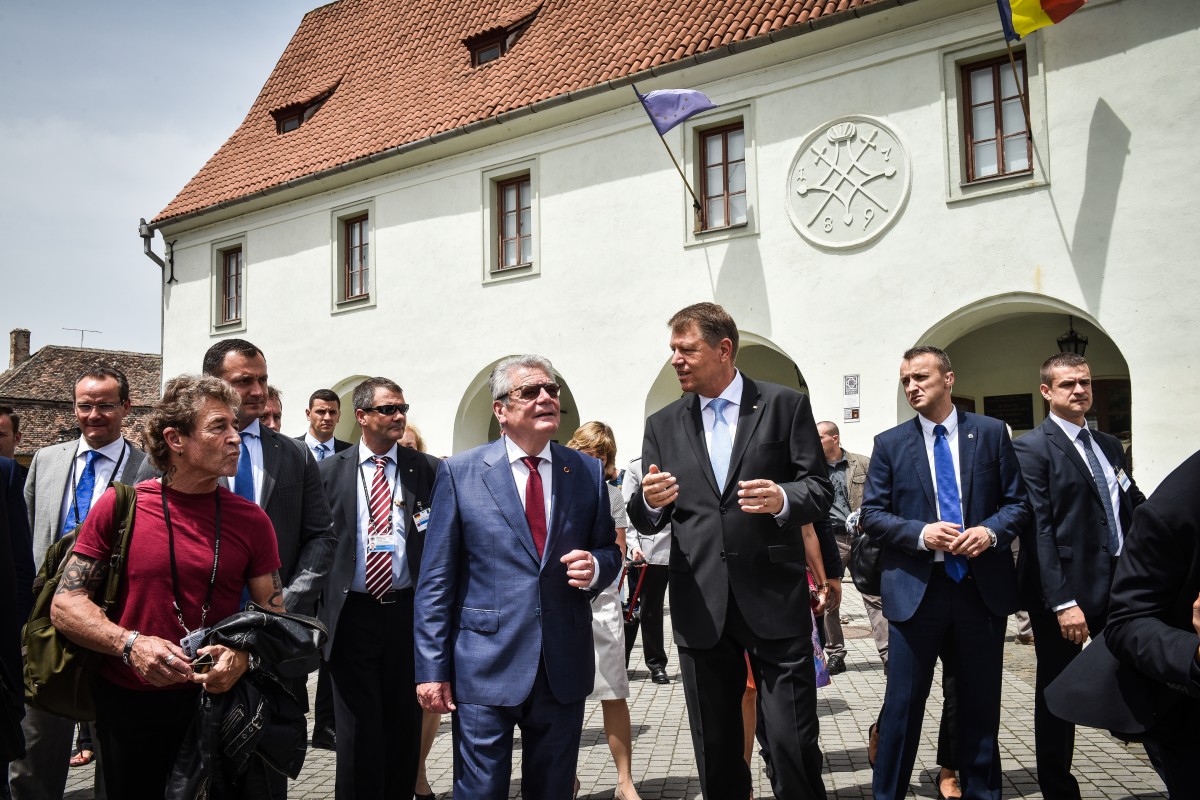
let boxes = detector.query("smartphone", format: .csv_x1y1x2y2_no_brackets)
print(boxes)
191,653,216,674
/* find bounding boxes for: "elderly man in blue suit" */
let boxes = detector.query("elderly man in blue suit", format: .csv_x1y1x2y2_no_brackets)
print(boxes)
862,346,1029,800
414,354,622,800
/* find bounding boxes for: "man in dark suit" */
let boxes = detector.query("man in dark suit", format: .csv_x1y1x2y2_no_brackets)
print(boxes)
318,377,439,799
627,302,833,800
298,389,353,462
297,387,352,750
1105,450,1200,797
202,340,336,799
202,339,336,616
1013,352,1145,799
1,456,34,775
861,346,1029,800
414,354,621,800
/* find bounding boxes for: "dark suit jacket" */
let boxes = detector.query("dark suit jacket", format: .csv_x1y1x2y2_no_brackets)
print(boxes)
627,376,833,649
318,443,440,656
414,439,621,707
252,426,337,615
1,457,34,686
860,411,1029,622
1013,418,1145,631
294,435,353,456
1104,449,1200,738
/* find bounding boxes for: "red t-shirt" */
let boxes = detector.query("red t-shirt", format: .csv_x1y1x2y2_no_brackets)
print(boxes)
74,480,281,691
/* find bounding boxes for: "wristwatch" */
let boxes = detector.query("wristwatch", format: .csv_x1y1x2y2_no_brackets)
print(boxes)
245,652,261,672
122,631,140,666
984,527,998,548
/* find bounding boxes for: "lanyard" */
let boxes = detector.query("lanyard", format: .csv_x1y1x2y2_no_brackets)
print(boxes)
68,441,128,531
160,484,221,635
357,458,402,535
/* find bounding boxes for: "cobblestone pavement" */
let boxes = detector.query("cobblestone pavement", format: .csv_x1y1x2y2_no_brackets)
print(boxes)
65,585,1167,799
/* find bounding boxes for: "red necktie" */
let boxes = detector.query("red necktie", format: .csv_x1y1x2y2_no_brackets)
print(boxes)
521,456,547,558
364,456,393,600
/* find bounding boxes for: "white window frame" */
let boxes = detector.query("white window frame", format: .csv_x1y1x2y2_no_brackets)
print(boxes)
210,235,247,334
482,158,539,284
683,101,758,247
942,36,1049,203
331,199,377,314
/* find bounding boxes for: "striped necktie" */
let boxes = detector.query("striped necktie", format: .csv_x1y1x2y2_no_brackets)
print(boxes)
364,456,394,600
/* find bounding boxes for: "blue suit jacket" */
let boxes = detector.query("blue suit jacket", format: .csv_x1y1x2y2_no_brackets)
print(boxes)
414,439,621,707
860,411,1029,622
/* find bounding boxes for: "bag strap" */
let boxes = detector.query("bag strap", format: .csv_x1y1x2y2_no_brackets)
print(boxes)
98,482,138,615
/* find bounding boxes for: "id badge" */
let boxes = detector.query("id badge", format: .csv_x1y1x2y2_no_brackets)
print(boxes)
414,508,431,533
1115,468,1132,492
369,532,398,553
180,627,210,659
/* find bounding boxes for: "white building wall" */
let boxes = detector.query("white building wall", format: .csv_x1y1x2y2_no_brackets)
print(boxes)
158,0,1200,488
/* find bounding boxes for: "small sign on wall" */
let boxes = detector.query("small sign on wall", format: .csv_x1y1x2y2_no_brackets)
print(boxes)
843,374,860,422
983,393,1035,431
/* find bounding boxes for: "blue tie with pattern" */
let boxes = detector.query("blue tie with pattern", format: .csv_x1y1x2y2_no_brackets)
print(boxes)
62,450,99,537
933,424,968,582
315,442,328,461
235,432,257,504
708,397,733,491
1077,428,1121,555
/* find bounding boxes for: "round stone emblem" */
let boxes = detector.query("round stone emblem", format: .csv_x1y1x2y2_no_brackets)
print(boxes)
786,115,910,249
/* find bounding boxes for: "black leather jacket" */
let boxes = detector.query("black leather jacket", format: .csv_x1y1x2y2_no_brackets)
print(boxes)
166,605,328,800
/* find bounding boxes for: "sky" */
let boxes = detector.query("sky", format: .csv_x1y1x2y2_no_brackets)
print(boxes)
0,0,318,358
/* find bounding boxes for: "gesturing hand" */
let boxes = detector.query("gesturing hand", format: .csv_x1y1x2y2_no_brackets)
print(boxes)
642,465,678,510
737,479,784,515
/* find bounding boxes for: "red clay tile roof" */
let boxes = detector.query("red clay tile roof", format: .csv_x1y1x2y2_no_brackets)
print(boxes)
154,0,895,224
0,345,162,460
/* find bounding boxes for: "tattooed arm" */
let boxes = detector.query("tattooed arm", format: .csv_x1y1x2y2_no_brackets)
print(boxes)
50,554,193,686
247,570,287,613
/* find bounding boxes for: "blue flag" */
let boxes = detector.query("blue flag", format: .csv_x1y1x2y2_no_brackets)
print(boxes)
635,86,718,136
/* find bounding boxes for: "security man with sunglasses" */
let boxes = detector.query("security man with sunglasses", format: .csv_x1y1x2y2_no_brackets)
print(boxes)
319,377,440,799
12,366,150,800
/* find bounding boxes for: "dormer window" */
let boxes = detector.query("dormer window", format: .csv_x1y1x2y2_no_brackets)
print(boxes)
463,3,541,68
271,86,336,134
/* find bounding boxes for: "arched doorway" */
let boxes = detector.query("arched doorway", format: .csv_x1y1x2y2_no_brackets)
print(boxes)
910,294,1132,454
330,375,369,444
642,332,808,420
453,358,582,453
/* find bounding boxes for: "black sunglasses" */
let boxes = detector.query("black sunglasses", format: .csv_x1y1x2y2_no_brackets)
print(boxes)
505,382,561,402
362,403,410,416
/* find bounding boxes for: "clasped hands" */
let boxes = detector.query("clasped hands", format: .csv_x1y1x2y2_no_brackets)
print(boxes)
921,521,991,558
129,635,248,693
642,465,783,515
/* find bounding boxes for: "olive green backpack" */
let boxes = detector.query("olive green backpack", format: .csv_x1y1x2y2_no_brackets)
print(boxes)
22,483,137,721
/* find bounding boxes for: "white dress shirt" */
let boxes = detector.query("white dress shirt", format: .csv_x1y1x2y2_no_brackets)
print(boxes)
57,436,129,532
304,431,336,461
352,442,411,592
232,418,265,504
916,409,962,560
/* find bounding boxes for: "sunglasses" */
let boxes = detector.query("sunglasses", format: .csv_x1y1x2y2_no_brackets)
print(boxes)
362,403,410,416
504,382,561,402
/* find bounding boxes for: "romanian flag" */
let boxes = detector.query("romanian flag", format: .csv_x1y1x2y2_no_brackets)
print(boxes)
996,0,1086,41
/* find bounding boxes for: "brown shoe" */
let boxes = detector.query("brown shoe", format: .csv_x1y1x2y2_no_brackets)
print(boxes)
867,722,879,766
1016,633,1035,645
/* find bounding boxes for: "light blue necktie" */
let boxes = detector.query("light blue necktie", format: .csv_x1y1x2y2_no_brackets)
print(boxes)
932,424,968,582
708,397,733,491
235,432,257,504
315,442,328,461
1077,428,1121,555
62,450,99,537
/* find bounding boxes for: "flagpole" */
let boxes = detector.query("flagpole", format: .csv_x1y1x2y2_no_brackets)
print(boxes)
1005,40,1033,141
634,85,705,230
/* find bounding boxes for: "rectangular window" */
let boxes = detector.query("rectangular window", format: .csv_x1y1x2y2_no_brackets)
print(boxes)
221,248,242,324
700,124,747,230
497,175,532,270
962,54,1031,182
343,214,369,300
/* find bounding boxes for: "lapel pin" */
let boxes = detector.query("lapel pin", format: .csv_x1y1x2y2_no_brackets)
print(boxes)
563,466,571,473
968,433,975,439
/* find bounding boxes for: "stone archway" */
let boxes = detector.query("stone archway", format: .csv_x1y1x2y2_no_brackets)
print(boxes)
453,357,582,454
909,293,1132,446
329,374,369,444
642,331,808,420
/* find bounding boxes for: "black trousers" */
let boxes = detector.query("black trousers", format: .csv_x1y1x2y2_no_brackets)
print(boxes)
1028,608,1085,800
93,679,199,797
329,590,421,800
678,591,825,800
638,563,670,670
